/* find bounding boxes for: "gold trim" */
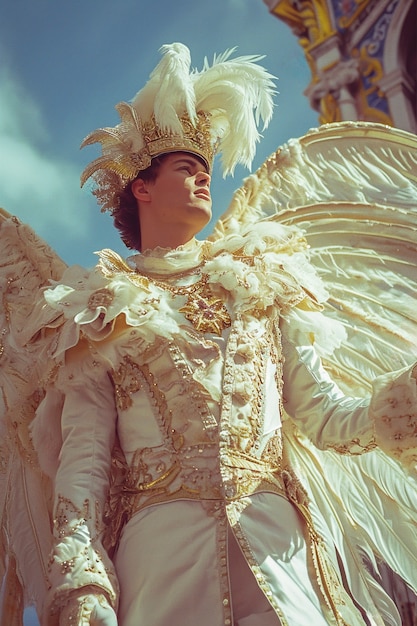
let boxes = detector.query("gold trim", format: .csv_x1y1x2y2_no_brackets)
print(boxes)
270,0,335,48
337,0,371,30
152,273,232,336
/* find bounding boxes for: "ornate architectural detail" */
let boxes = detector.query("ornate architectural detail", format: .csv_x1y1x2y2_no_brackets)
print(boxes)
305,58,360,110
264,0,416,132
267,0,334,46
333,0,374,30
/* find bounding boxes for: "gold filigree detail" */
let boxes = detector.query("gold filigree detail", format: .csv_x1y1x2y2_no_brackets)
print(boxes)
327,437,377,456
98,248,146,280
54,495,91,537
81,108,215,213
87,288,114,311
179,284,231,335
139,110,214,172
137,361,177,442
154,273,231,335
110,355,142,411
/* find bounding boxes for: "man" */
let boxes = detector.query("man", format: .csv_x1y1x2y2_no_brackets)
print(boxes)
130,152,213,251
2,43,417,626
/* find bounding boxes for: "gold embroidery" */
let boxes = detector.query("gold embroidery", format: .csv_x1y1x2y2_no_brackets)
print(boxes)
110,355,142,411
154,273,231,335
292,501,351,625
221,320,282,457
87,287,114,310
136,361,177,442
98,248,138,277
179,283,231,335
281,466,309,506
54,495,91,537
168,341,218,435
327,437,377,455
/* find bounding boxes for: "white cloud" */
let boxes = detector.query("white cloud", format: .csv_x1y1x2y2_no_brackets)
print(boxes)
0,68,90,240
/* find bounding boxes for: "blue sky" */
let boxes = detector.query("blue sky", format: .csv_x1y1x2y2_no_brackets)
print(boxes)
1,0,318,272
1,2,317,623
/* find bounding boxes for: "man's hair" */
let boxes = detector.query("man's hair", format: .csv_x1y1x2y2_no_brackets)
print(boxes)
112,156,165,251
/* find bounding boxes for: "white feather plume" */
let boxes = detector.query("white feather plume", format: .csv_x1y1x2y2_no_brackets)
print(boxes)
131,43,196,134
130,43,276,174
193,49,276,174
80,43,277,210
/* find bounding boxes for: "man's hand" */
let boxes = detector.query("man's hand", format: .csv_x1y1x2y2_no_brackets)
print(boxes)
59,593,118,625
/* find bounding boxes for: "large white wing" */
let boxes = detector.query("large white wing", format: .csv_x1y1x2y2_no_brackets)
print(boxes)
0,209,67,623
213,121,417,620
214,121,417,391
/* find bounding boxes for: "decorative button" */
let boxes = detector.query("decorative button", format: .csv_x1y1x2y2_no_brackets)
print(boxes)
223,482,236,498
87,288,114,310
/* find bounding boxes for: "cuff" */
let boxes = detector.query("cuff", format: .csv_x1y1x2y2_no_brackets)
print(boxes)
371,363,417,472
46,524,119,618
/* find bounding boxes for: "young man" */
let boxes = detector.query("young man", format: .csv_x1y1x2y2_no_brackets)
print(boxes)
2,43,417,626
130,152,213,251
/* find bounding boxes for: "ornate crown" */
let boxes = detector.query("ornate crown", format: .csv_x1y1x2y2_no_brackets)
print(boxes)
139,110,214,170
80,43,276,213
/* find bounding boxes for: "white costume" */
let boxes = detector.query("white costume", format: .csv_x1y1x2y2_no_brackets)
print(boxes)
1,44,417,626
27,224,415,626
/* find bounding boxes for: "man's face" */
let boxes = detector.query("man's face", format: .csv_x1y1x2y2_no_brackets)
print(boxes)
141,152,212,235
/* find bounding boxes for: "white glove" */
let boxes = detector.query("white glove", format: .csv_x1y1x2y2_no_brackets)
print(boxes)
59,593,118,625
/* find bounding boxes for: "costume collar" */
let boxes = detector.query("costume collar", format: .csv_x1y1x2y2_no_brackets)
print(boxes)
126,238,209,277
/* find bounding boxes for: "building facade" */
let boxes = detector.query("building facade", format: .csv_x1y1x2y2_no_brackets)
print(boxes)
264,0,416,133
263,2,417,624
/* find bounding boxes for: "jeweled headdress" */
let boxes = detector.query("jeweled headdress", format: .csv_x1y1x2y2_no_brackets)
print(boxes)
80,43,276,212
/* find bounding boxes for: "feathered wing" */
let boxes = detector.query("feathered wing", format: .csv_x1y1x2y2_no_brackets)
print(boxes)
0,209,67,623
212,121,417,616
213,121,417,386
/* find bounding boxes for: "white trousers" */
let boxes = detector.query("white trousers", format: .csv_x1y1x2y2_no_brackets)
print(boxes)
114,496,354,626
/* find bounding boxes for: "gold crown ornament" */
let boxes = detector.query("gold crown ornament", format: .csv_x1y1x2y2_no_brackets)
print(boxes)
80,43,276,213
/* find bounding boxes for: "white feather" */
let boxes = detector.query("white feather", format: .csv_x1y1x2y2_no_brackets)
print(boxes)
131,43,196,134
130,44,276,171
193,52,276,174
81,43,278,206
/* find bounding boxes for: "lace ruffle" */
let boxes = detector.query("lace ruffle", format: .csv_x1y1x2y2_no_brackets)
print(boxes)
44,223,325,357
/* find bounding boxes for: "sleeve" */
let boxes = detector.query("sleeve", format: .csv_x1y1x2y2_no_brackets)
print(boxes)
281,314,417,468
45,337,120,622
370,366,417,472
281,334,375,454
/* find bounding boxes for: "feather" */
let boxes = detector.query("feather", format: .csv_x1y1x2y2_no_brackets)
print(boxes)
193,52,276,174
214,121,417,619
80,43,277,207
0,211,67,618
131,43,196,134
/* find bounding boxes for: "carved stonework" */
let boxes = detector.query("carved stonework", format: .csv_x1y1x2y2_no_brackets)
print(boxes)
267,0,334,45
305,58,360,106
264,0,417,132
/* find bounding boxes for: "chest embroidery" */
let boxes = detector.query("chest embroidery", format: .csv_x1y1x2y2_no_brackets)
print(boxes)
151,273,231,335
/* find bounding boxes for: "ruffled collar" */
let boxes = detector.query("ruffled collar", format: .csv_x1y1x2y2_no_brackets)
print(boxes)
126,237,208,277
44,222,327,356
